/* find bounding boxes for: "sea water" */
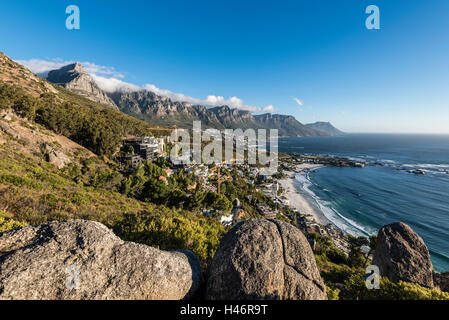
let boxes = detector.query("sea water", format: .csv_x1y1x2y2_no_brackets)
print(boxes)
279,134,449,272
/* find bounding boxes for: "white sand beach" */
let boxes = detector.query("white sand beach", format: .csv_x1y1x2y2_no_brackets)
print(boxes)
278,165,330,225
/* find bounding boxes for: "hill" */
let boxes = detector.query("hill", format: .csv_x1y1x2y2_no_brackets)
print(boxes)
305,121,345,136
0,52,170,158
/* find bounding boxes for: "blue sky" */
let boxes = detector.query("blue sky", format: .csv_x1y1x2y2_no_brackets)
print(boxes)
1,0,449,133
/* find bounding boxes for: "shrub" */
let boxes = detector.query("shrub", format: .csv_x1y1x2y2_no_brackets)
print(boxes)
0,173,42,189
113,211,227,267
326,285,340,300
340,272,449,300
0,210,27,233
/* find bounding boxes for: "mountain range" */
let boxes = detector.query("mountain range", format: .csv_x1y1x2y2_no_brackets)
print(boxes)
40,62,343,137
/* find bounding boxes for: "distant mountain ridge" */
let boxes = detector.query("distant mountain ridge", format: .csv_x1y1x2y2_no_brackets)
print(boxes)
108,90,329,137
305,121,344,136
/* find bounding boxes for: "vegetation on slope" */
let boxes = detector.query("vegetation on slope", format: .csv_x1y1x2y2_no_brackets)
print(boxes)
309,233,449,300
0,81,168,158
0,143,226,266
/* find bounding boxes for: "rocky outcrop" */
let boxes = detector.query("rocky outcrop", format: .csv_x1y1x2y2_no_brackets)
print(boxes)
434,272,449,292
0,120,21,140
47,63,118,110
0,220,201,300
205,219,327,300
44,144,71,169
372,222,434,287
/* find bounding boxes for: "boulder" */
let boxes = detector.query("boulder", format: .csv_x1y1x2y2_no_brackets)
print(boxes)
205,219,327,300
0,120,21,140
44,144,71,169
0,220,201,300
47,149,71,169
372,222,434,287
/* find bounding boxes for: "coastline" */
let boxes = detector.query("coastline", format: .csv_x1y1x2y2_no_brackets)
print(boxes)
278,164,352,253
278,164,331,226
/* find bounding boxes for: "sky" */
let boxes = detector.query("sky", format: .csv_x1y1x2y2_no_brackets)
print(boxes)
1,0,449,133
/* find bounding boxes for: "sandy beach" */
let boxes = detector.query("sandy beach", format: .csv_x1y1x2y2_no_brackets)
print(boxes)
278,164,330,225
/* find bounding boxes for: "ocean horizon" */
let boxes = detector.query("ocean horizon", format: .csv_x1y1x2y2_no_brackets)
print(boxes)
279,134,449,273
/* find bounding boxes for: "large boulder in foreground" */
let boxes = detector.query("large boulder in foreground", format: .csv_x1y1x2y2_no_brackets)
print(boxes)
373,222,434,287
0,220,201,300
205,219,327,300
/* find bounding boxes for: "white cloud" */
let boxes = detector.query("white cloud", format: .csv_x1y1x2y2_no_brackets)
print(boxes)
15,58,276,113
80,62,125,78
91,74,140,93
141,84,276,112
293,97,304,106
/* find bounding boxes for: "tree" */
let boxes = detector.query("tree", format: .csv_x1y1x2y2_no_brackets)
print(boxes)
188,188,206,210
212,194,232,212
348,235,369,268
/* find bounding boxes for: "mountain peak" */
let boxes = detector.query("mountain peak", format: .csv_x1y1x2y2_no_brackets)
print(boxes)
68,62,85,72
47,63,118,110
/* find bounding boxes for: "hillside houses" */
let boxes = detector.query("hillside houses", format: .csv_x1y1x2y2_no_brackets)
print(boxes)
117,136,166,169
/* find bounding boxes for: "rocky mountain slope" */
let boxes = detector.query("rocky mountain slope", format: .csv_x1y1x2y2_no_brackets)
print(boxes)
22,60,332,137
305,121,344,136
110,90,328,137
1,52,169,158
0,109,96,169
0,52,57,98
108,90,224,128
47,63,118,110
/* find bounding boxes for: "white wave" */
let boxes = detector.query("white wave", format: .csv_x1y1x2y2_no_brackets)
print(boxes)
294,171,372,237
403,163,449,170
401,163,449,176
380,159,397,164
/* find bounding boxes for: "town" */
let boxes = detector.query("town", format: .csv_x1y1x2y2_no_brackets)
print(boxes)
114,135,366,253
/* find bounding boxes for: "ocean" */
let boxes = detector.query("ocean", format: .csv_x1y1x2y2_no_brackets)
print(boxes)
278,134,449,273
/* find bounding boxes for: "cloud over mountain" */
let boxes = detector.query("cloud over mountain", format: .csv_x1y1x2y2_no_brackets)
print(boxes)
16,58,276,113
